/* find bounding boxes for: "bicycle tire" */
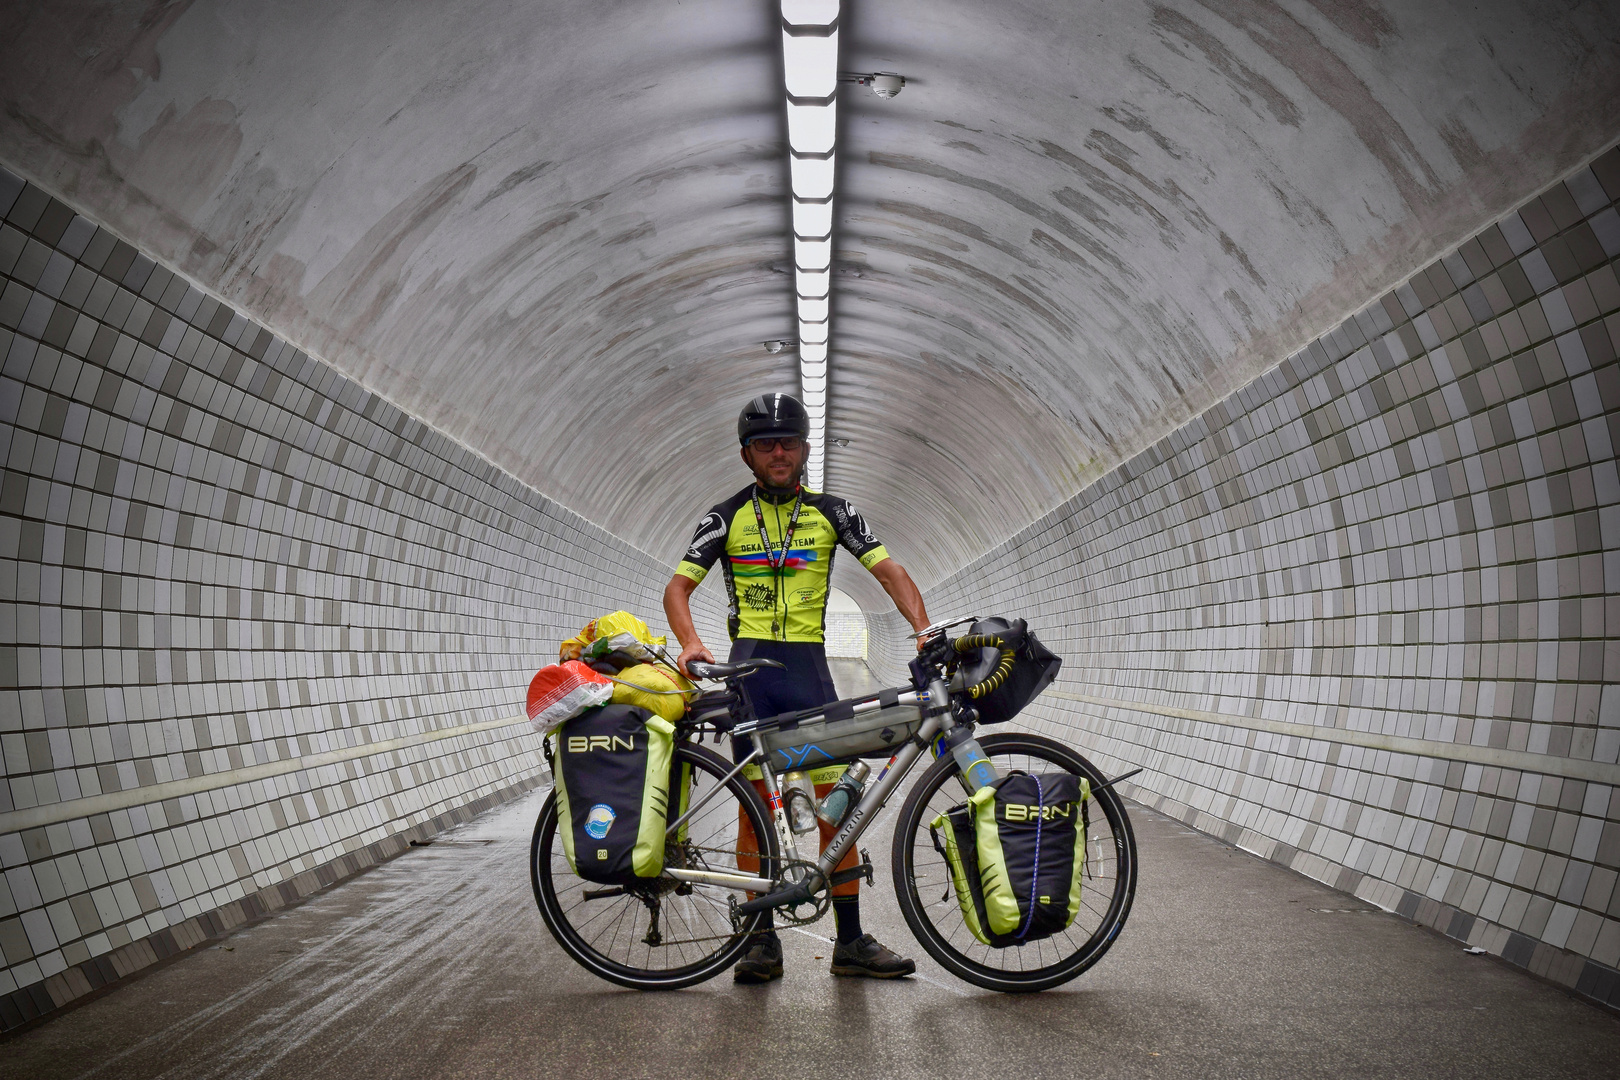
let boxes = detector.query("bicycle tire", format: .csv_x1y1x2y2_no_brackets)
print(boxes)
891,731,1138,992
531,739,779,990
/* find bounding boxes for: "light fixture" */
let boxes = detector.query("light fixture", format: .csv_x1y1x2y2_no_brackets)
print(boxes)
789,155,835,201
793,199,832,237
782,31,839,98
782,0,841,490
782,0,839,21
786,101,837,155
797,268,830,297
794,236,831,270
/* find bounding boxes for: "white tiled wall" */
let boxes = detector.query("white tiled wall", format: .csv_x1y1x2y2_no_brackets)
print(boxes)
871,147,1620,1007
0,165,723,1027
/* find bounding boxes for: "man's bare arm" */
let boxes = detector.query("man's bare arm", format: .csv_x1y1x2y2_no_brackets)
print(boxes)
868,558,930,647
662,574,715,676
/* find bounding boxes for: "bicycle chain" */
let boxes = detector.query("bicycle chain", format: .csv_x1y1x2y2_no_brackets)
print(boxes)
594,844,830,949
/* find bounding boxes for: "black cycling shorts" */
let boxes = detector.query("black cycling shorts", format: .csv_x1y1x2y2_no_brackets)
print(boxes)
728,639,838,764
727,638,838,718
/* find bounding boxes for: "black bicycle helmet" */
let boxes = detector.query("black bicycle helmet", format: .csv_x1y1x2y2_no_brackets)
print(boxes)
737,393,810,445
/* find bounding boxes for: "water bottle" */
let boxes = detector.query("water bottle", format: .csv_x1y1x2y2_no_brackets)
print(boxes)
815,760,871,827
782,770,819,835
942,728,997,794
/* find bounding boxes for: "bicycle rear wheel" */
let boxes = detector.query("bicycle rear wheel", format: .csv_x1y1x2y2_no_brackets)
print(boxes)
892,731,1138,992
532,739,778,989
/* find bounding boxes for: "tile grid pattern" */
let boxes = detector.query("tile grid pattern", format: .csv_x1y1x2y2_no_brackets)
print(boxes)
0,165,725,1027
870,146,1620,1007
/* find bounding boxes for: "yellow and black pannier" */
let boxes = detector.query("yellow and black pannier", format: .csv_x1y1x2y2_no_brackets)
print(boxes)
932,772,1090,946
554,703,676,885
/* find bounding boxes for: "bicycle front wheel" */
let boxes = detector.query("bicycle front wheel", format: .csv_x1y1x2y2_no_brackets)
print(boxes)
892,731,1138,992
532,740,778,989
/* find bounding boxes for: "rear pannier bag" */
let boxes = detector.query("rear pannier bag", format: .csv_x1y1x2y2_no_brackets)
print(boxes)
961,617,1062,725
554,703,675,884
931,771,1090,946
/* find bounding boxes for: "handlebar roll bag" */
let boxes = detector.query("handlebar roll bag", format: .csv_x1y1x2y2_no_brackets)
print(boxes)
965,617,1062,724
554,703,676,884
931,771,1090,946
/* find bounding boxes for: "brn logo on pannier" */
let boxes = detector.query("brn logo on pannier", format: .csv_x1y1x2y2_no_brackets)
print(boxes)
567,735,637,752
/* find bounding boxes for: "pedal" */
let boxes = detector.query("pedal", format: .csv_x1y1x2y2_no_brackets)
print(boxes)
861,847,875,886
828,861,874,889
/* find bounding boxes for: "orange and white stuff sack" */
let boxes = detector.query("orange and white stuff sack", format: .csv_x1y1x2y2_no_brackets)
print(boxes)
526,661,614,736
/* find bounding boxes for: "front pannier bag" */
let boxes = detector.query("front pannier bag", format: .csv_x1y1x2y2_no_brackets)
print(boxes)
932,772,1090,946
554,703,675,884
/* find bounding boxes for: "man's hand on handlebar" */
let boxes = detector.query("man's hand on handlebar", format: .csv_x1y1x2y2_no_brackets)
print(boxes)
676,641,715,679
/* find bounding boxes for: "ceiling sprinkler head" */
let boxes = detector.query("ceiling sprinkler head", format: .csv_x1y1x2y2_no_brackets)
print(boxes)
868,73,904,98
763,339,795,354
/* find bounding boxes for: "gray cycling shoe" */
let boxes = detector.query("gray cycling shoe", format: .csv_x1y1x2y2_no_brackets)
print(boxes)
733,933,784,983
829,934,916,978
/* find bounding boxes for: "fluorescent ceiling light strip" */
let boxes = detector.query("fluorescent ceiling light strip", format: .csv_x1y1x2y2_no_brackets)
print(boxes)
790,155,835,200
793,199,832,238
797,268,830,298
782,30,839,98
783,0,837,490
782,0,839,24
794,236,831,270
787,101,837,155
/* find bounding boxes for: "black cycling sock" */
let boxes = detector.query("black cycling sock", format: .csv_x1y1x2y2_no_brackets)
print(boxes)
759,909,775,934
833,896,862,943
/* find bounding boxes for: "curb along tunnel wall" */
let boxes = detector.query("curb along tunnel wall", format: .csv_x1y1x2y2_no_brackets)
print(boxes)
0,163,728,1028
869,147,1620,1010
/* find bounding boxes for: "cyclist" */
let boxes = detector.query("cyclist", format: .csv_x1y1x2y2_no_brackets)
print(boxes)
664,393,931,983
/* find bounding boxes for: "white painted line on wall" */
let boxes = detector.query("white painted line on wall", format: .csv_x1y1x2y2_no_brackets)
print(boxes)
0,716,535,835
1052,691,1620,786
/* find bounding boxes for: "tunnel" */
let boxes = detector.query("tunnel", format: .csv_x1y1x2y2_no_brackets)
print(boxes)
1,0,1619,1069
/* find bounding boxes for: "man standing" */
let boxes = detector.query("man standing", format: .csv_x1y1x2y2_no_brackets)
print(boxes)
663,393,930,983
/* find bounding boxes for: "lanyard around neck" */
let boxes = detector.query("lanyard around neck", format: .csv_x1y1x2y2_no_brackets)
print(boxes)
751,486,804,572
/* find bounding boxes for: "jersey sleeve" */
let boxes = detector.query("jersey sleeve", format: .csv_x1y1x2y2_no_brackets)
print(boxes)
674,508,728,583
826,496,890,569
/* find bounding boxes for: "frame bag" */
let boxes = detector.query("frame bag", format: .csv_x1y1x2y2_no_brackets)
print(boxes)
931,772,1090,946
554,703,676,884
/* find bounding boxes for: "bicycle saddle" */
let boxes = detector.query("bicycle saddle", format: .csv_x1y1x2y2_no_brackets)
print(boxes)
685,658,786,680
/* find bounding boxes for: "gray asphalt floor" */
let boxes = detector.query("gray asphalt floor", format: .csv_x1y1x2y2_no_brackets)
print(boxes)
4,665,1617,1079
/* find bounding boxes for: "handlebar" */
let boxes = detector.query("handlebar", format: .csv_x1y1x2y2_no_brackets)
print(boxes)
952,634,1016,699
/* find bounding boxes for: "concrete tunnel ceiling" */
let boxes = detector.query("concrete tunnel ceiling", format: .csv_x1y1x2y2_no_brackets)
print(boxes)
3,0,1618,615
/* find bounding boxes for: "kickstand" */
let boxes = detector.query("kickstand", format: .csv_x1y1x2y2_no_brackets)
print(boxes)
638,893,663,947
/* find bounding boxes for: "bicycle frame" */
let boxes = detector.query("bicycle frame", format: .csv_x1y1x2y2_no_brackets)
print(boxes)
659,677,954,899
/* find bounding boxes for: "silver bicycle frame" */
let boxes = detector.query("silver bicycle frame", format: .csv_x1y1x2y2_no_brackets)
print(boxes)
660,678,955,896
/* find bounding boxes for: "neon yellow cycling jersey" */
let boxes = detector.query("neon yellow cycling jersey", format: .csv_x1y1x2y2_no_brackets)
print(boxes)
675,484,889,642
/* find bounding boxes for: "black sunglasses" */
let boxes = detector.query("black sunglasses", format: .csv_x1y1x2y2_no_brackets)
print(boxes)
748,436,805,452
